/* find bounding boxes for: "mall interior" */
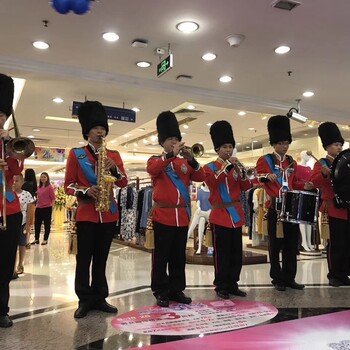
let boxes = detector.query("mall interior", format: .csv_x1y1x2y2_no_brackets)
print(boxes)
1,1,350,349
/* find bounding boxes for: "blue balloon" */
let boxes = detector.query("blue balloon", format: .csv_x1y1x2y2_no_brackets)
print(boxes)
52,0,71,14
71,0,91,15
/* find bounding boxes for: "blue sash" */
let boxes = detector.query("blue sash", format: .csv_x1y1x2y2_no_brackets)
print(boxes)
207,162,240,224
73,148,117,214
320,158,331,168
264,154,283,187
164,163,191,220
0,171,15,202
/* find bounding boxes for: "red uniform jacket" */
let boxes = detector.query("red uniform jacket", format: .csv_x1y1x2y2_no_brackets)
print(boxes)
256,153,304,207
311,157,347,220
204,159,251,228
1,152,23,216
147,155,205,227
64,146,128,223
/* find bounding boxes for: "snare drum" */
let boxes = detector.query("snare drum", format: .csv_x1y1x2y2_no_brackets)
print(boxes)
280,190,319,225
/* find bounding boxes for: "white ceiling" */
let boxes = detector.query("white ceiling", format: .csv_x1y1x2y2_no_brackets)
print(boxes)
1,0,350,178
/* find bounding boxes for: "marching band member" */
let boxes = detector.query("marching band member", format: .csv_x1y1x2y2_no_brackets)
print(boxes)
64,101,127,318
0,74,24,328
147,111,205,307
256,115,312,292
204,121,251,299
310,122,350,287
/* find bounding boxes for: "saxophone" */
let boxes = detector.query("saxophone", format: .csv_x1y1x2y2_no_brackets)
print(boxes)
95,137,117,212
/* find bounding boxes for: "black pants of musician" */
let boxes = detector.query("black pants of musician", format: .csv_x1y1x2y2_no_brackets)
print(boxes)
75,221,116,307
267,208,299,284
34,206,53,241
0,213,22,316
151,222,188,296
328,216,350,282
212,223,243,292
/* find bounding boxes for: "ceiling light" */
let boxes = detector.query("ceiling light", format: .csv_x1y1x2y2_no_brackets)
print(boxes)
238,111,246,116
202,53,217,61
134,143,138,147
143,139,148,144
183,124,189,129
261,115,268,120
132,107,140,112
219,75,232,83
248,127,255,131
181,132,186,136
138,128,145,131
78,141,85,145
206,123,213,127
136,61,151,68
53,97,64,103
274,45,291,54
150,135,157,142
27,135,35,139
33,41,50,50
32,128,40,132
302,91,314,97
187,105,195,110
308,123,314,128
252,140,258,143
176,21,199,33
102,32,119,42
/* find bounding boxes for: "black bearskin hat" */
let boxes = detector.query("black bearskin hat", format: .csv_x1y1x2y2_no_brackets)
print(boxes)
77,101,109,140
268,115,292,145
318,122,344,150
210,120,235,150
0,73,14,118
156,111,182,145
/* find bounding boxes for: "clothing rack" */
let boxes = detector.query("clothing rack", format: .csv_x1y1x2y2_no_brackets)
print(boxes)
128,177,152,190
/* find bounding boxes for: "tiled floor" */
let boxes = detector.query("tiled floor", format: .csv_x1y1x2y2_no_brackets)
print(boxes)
1,224,349,349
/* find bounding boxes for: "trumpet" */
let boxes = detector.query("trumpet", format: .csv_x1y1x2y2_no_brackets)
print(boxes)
225,155,257,180
180,143,204,158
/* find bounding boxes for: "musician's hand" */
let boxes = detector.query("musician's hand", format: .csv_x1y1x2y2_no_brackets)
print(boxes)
86,186,100,200
321,165,331,177
304,181,314,190
181,147,193,160
172,141,185,157
267,173,278,182
0,159,8,170
0,129,10,141
105,157,116,171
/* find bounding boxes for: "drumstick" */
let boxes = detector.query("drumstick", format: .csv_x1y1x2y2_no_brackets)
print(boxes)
306,151,321,164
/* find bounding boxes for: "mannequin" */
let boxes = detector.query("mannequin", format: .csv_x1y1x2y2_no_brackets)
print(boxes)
296,151,319,254
188,183,211,254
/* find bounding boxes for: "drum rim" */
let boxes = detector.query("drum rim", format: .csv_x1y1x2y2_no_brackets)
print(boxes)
284,190,318,196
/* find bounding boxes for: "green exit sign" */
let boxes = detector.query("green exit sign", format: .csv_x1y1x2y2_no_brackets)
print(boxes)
157,54,173,78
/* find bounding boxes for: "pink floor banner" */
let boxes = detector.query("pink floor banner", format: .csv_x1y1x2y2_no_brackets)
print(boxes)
112,300,278,336
128,309,350,350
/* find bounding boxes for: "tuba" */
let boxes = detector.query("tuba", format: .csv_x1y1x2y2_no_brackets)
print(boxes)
95,137,116,212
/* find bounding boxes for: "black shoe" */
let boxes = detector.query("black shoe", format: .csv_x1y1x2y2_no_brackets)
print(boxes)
229,288,247,297
274,283,286,291
11,273,19,280
93,301,118,314
216,290,230,299
169,291,192,304
329,278,345,287
74,306,90,319
340,277,350,286
0,315,13,328
155,294,169,307
286,281,305,290
31,240,39,245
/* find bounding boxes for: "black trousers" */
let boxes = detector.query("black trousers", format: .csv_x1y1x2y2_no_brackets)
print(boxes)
151,222,188,295
0,212,22,315
328,216,350,281
75,221,116,306
34,206,53,241
267,208,299,284
212,224,243,292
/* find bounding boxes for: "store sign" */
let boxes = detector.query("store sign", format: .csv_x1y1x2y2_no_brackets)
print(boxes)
72,101,136,123
157,54,173,78
34,147,66,162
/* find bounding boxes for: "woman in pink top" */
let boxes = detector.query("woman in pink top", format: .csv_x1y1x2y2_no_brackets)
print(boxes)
31,172,55,245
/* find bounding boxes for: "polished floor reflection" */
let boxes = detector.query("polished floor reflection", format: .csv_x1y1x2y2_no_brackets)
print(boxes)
1,225,349,349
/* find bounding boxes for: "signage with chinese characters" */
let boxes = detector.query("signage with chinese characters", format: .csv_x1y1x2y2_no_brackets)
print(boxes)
72,101,136,123
157,54,173,78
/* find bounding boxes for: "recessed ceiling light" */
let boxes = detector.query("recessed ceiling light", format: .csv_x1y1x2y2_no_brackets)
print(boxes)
102,32,119,42
252,140,258,143
136,61,151,68
187,105,195,110
274,45,291,54
132,107,140,112
79,141,85,145
302,91,314,97
150,135,157,142
181,132,186,136
176,21,199,33
206,123,213,127
248,127,255,131
183,124,189,129
219,75,232,83
32,128,40,132
143,139,148,144
53,97,64,103
238,111,246,116
27,135,35,139
261,115,268,120
138,128,145,131
303,133,308,136
33,41,49,50
202,53,217,61
110,140,117,144
245,146,250,149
